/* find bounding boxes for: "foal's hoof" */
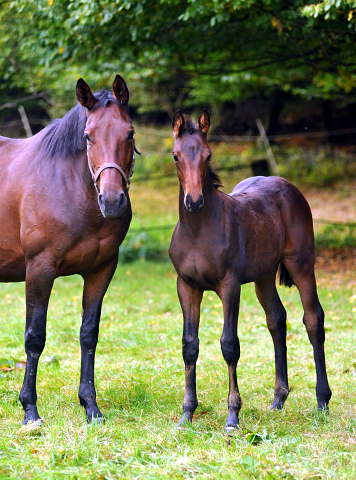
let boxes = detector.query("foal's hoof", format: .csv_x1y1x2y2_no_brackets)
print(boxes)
87,412,105,425
85,403,105,424
177,412,193,429
18,418,43,435
225,425,237,433
270,388,289,411
317,402,329,413
270,399,284,411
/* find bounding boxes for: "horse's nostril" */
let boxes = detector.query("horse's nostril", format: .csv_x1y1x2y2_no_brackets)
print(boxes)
185,194,204,212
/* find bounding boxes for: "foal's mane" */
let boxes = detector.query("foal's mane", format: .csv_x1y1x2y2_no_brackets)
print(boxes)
39,90,123,160
182,115,223,190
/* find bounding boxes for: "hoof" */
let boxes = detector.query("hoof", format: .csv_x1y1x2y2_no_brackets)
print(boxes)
87,411,105,424
225,425,237,433
18,418,43,435
23,404,41,425
270,400,284,411
177,411,193,429
317,390,332,411
270,387,289,411
225,410,239,431
317,403,329,413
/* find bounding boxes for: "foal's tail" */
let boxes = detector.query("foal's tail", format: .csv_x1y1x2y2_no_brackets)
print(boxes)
278,261,295,288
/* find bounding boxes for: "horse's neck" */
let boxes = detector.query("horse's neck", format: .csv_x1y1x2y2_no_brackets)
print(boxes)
178,182,223,232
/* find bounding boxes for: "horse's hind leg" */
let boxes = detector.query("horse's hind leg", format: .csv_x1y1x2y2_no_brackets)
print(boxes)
255,273,289,410
79,257,118,423
19,259,55,424
283,260,332,409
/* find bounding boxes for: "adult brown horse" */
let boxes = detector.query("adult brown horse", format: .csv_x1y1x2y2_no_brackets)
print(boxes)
169,109,332,431
0,75,138,424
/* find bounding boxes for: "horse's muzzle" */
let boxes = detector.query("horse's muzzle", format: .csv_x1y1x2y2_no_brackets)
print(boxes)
98,192,127,219
184,193,204,213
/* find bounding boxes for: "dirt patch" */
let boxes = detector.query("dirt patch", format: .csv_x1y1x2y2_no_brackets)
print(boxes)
316,247,356,275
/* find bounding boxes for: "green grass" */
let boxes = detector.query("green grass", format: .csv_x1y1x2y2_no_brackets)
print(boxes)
1,166,356,478
1,259,356,479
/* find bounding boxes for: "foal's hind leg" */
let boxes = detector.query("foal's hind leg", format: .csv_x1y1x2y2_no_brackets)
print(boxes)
283,261,332,409
79,257,118,423
255,274,289,410
19,258,55,424
176,277,203,427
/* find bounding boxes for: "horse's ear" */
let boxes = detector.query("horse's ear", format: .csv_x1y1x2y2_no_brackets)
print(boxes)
172,110,186,139
76,78,96,110
198,109,210,135
112,75,129,107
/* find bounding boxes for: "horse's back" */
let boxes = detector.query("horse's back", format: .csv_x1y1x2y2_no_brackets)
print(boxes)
229,176,267,196
230,176,311,217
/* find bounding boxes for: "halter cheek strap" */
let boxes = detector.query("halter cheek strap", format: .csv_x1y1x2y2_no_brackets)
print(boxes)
87,142,136,194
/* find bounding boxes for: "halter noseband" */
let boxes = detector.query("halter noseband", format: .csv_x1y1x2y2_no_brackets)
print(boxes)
87,140,137,194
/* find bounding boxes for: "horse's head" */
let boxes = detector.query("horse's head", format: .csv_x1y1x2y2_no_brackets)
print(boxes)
172,109,211,213
76,75,136,220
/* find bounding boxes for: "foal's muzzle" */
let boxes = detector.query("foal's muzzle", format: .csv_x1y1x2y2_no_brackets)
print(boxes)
98,192,127,219
184,193,204,213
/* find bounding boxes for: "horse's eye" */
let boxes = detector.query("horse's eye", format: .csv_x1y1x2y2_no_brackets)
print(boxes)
84,133,92,143
128,131,134,141
173,155,179,162
207,154,212,162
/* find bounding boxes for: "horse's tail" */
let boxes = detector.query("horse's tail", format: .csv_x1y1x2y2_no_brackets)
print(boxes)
278,261,295,288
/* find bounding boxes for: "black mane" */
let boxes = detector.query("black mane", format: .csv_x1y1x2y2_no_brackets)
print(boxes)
208,165,223,189
39,90,122,160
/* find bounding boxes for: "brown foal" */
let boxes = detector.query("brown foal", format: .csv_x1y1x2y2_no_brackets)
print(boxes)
169,109,331,431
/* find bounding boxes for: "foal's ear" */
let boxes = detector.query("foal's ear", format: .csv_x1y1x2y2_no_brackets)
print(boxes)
198,109,210,135
112,75,129,107
76,78,96,110
172,110,186,139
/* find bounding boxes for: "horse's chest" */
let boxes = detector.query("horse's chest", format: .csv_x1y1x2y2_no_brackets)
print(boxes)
59,232,120,275
171,244,222,291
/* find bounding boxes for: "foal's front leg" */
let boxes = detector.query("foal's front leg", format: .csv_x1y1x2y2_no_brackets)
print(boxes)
177,277,203,427
19,258,55,424
218,279,242,431
79,257,118,423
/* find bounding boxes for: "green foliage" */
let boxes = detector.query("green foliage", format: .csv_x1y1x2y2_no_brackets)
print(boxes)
1,0,356,113
120,227,173,263
315,223,356,249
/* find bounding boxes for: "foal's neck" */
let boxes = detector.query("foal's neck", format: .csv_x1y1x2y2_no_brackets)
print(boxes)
179,178,222,230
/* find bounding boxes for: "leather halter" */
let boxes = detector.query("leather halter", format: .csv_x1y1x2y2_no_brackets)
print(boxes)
87,140,137,194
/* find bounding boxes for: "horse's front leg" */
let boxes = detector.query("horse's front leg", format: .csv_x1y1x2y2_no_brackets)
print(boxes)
218,279,242,431
177,276,203,427
19,258,55,424
79,256,118,423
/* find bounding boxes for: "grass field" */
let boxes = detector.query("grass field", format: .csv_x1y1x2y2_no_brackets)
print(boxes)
1,174,356,479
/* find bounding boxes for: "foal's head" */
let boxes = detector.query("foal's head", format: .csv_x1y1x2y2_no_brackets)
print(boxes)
76,75,135,219
172,109,217,213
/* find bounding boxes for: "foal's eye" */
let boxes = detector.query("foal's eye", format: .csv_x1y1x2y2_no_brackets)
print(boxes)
84,133,92,143
206,154,212,162
173,155,179,162
128,131,134,141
